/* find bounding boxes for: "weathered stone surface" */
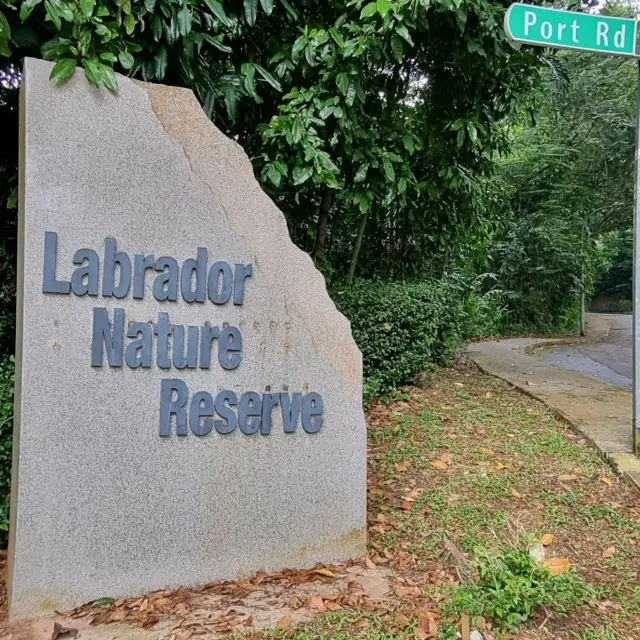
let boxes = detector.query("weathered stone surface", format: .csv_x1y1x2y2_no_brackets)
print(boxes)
9,57,366,619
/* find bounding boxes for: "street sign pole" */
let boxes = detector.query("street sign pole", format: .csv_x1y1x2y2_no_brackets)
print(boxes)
504,3,640,453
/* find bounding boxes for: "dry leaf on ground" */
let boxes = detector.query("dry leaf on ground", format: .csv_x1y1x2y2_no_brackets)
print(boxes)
543,557,570,576
540,534,554,546
429,460,449,470
602,546,616,559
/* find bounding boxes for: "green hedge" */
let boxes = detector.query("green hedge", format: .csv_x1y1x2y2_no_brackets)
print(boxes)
0,355,13,545
334,280,465,398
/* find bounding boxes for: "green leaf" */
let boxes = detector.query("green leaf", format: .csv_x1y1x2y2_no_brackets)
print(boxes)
41,36,72,59
467,40,485,55
82,57,101,86
92,597,116,608
100,63,118,93
242,62,257,98
177,4,191,36
360,2,377,18
48,0,74,22
279,0,297,20
144,0,156,11
402,133,414,154
0,11,10,40
202,0,231,27
450,119,464,131
318,105,333,119
354,163,368,183
124,12,135,35
49,57,76,84
345,84,356,107
99,51,117,62
398,177,407,194
260,0,273,15
377,0,389,16
329,27,343,47
253,63,282,91
359,192,370,214
118,50,134,69
390,34,403,63
80,0,95,19
394,23,413,46
292,166,313,185
456,127,465,148
336,72,349,96
383,157,395,182
19,0,43,22
244,0,257,26
154,44,168,79
267,163,282,187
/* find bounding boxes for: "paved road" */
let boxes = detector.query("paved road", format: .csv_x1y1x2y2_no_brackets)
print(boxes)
540,314,632,390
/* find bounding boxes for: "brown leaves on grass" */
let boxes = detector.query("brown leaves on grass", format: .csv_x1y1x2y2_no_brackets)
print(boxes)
543,557,571,576
602,546,616,559
68,562,383,636
540,534,554,546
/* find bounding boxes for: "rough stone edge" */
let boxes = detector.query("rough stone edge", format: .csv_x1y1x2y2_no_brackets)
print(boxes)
134,80,363,403
7,57,28,615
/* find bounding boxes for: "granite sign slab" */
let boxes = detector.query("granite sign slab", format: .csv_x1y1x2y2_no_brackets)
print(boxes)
8,57,366,619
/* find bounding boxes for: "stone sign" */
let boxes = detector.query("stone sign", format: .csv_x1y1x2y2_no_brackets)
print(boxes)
8,58,366,619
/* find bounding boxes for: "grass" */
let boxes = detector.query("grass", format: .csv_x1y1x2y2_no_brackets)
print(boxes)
250,366,640,640
323,366,640,639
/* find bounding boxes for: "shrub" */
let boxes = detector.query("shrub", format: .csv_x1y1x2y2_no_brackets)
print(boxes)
442,546,596,635
0,354,13,545
333,280,465,398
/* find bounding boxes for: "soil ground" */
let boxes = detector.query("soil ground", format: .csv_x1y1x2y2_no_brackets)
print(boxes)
1,366,639,640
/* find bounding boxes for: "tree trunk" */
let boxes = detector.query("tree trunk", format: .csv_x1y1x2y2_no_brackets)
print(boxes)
347,211,369,285
312,186,333,265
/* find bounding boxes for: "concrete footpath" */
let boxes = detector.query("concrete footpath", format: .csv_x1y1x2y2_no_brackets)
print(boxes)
466,316,640,487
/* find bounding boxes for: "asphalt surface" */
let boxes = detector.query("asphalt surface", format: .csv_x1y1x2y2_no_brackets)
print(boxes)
540,314,632,390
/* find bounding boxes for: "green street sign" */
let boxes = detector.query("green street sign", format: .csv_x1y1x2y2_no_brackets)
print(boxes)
504,4,637,57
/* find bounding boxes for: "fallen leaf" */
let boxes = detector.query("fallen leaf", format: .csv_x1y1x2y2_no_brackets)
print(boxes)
597,600,624,613
485,392,493,398
91,597,116,608
601,476,613,487
602,546,616,559
540,534,554,546
557,474,577,482
527,408,539,415
311,568,335,578
478,447,493,456
354,619,370,629
543,557,570,576
416,606,438,639
396,460,410,472
51,623,78,640
365,556,376,569
440,453,452,464
277,616,292,630
401,501,413,511
453,382,464,388
325,601,342,611
429,460,449,470
139,599,149,612
308,596,326,612
395,614,410,628
495,462,506,471
511,490,523,499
